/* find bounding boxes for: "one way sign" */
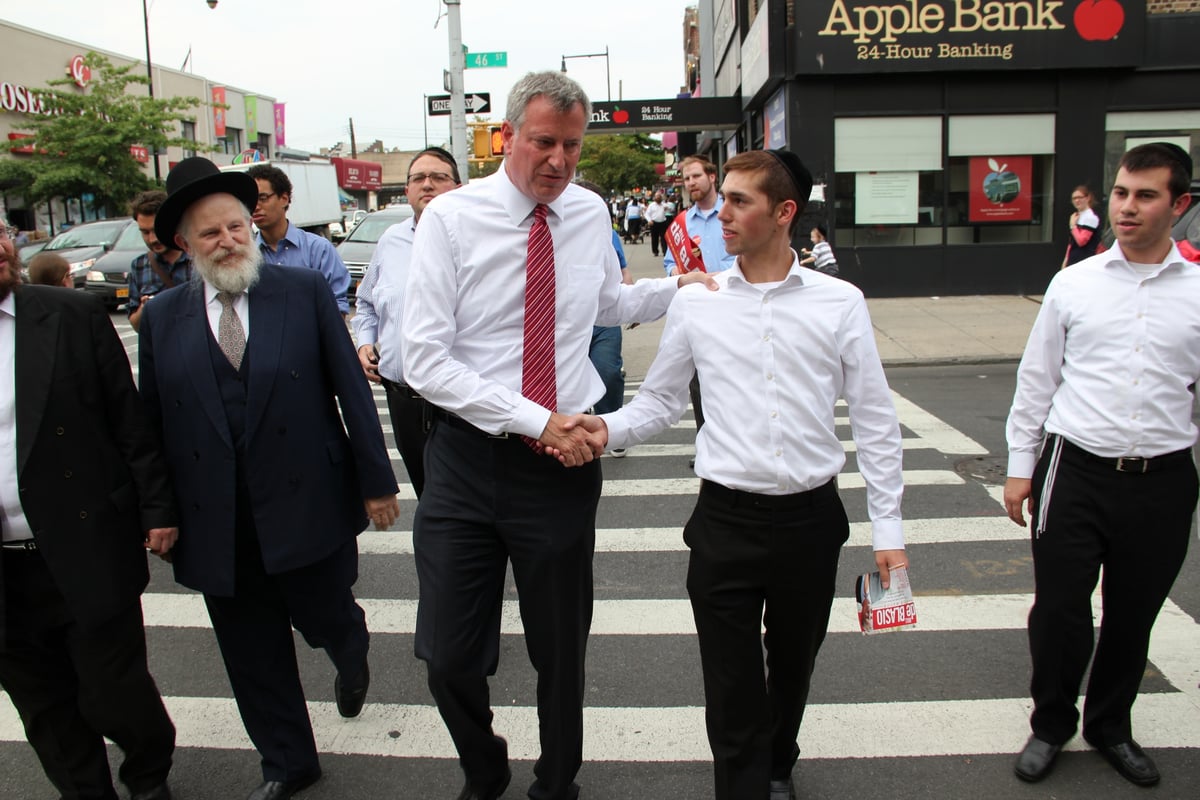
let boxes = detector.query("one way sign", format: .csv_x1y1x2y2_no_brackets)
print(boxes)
427,93,491,116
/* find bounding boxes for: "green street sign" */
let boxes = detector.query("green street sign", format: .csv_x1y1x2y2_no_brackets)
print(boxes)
465,51,507,69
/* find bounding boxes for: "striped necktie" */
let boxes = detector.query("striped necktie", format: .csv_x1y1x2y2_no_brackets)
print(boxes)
521,203,556,450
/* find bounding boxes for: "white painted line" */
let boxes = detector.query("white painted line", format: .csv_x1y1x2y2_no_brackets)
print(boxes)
356,516,1025,555
2,692,1195,761
889,393,988,455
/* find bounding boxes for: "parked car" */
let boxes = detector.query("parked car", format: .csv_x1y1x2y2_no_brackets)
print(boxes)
40,219,137,301
85,219,151,310
18,239,49,263
335,205,414,301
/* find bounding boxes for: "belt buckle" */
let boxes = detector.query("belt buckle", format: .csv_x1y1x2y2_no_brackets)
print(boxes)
1115,456,1148,474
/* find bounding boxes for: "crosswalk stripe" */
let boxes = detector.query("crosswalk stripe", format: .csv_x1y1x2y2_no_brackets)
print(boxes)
355,515,1025,554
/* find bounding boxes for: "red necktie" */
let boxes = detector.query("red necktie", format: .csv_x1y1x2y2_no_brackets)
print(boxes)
522,203,557,450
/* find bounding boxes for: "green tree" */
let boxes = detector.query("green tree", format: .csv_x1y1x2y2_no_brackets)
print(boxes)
576,134,663,195
0,52,211,212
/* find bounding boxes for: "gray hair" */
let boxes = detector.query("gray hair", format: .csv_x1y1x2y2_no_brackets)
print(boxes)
505,71,591,132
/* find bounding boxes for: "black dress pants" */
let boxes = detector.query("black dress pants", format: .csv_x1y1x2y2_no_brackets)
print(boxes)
413,418,602,800
203,523,368,784
649,220,669,256
0,549,174,800
1027,439,1197,747
684,480,849,800
383,380,430,498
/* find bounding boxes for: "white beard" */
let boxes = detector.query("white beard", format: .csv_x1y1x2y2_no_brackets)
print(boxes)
193,241,263,295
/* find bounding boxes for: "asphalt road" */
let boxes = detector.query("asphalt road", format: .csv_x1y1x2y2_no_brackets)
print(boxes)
0,318,1196,800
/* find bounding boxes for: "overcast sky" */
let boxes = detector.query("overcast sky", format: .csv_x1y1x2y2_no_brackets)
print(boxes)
2,0,698,153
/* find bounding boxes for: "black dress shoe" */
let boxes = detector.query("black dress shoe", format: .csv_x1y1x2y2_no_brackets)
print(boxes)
1093,740,1160,786
131,783,172,800
455,765,512,800
246,770,322,800
335,662,370,718
769,777,797,799
1014,735,1062,782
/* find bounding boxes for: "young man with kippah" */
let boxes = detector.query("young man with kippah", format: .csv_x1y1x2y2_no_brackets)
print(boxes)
558,149,907,800
1005,141,1198,788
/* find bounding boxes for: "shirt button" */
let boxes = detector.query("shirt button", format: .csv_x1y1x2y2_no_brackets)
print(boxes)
56,426,65,435
771,411,778,418
766,373,774,380
763,334,771,342
775,449,782,457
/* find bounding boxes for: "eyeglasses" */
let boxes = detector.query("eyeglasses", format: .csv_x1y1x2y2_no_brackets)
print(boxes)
408,172,455,185
0,227,12,241
1070,194,1087,201
256,192,276,205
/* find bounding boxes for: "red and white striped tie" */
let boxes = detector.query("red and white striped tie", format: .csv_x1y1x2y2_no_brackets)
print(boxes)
522,203,557,451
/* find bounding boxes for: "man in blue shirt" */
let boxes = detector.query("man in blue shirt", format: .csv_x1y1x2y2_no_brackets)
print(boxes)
126,190,193,331
247,164,352,315
663,155,737,277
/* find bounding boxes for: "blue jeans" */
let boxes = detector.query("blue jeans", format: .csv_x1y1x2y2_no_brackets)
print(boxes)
588,325,624,414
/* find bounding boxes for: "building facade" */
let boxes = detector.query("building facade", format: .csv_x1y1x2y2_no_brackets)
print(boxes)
692,0,1200,296
0,20,277,235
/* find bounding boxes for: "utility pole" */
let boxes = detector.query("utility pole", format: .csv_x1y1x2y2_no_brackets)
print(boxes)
444,0,469,183
349,117,357,158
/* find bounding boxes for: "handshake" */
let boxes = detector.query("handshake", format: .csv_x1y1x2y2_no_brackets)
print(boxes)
539,412,611,467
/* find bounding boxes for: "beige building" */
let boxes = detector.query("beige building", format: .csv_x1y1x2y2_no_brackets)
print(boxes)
0,19,277,235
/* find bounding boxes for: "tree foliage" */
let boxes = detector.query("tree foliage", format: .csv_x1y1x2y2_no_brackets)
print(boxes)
0,52,211,212
576,134,663,195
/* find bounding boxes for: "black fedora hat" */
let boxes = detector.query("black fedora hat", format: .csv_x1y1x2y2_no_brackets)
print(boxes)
154,157,260,246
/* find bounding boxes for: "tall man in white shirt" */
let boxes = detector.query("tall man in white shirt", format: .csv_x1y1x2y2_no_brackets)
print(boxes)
352,146,461,497
400,71,714,800
1005,142,1198,788
557,149,907,800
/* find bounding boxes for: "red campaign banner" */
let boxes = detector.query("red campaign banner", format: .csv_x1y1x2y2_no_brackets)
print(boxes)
969,155,1032,223
273,102,286,147
211,86,227,138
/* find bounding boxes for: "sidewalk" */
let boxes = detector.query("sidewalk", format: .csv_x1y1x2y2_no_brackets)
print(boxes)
618,238,1041,380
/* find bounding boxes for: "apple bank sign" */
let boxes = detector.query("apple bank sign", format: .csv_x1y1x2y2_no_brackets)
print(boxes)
794,0,1145,72
587,97,741,133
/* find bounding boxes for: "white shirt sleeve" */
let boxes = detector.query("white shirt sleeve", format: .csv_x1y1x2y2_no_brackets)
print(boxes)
1005,287,1066,479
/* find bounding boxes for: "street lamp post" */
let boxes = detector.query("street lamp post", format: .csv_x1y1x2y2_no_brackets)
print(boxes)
560,46,611,102
143,1,219,183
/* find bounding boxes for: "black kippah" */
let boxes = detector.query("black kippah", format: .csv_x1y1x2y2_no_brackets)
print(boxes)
765,149,814,205
1157,142,1194,179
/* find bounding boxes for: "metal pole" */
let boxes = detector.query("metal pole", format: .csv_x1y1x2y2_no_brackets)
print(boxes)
605,45,611,102
444,0,469,183
142,0,160,182
423,95,429,148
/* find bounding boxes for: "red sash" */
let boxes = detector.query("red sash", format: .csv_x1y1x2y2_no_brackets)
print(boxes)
665,211,705,273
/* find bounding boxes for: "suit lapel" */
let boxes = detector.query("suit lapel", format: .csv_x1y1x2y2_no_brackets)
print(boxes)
176,287,234,449
13,289,57,476
245,269,285,438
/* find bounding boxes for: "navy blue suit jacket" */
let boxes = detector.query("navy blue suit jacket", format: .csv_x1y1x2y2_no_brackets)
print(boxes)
139,265,397,596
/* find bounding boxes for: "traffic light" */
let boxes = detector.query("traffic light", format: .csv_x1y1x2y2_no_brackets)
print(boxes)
472,126,490,160
489,126,504,158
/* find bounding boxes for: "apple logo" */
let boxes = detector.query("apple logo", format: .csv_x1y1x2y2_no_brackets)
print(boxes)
612,106,630,125
982,158,1020,205
1074,0,1125,42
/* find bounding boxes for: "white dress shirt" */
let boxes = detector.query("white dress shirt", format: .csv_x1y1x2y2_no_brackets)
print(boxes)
603,253,905,550
0,292,34,541
1006,242,1200,478
400,165,678,438
350,219,415,384
204,282,249,344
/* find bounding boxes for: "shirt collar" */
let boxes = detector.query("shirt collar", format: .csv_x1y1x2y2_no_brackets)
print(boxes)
256,221,302,250
497,162,567,225
726,249,807,288
0,292,14,319
204,281,246,306
688,196,722,220
1102,240,1192,277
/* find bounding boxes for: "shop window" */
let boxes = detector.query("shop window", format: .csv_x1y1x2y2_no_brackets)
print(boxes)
257,132,271,159
1102,110,1198,195
220,127,242,155
181,120,197,159
944,154,1054,245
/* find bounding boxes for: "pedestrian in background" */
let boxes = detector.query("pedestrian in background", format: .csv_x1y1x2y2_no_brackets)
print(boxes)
1061,184,1102,268
26,251,72,287
645,191,668,257
126,190,193,331
624,195,644,243
1006,142,1198,789
0,225,179,800
799,224,839,276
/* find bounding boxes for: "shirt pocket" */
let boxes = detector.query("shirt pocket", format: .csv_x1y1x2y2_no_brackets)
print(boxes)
561,263,605,327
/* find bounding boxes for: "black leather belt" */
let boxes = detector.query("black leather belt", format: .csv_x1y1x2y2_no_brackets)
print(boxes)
432,409,512,439
1,539,38,552
1059,437,1194,474
380,378,423,400
700,478,837,509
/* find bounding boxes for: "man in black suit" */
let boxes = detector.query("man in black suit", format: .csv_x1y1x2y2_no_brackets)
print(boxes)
138,158,399,800
0,225,178,800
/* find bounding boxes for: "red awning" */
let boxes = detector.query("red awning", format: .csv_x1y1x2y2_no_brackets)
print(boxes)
331,157,382,191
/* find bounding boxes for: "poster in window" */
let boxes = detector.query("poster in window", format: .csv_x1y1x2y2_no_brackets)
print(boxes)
969,156,1032,222
856,171,919,225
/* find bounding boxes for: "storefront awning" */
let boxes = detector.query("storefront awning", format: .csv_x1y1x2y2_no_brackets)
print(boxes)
331,157,382,191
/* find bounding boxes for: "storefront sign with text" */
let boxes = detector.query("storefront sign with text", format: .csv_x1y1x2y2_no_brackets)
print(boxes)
794,0,1144,72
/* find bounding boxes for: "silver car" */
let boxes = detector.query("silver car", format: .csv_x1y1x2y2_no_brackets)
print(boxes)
335,206,414,302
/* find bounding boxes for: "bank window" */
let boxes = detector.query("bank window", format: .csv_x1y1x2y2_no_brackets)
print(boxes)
833,116,944,247
1104,111,1199,193
220,127,242,155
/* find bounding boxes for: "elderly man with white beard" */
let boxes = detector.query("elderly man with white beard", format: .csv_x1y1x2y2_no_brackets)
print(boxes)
137,157,400,800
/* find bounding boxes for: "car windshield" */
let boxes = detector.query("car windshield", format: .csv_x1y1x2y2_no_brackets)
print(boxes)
113,221,146,250
347,214,409,243
46,221,128,250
